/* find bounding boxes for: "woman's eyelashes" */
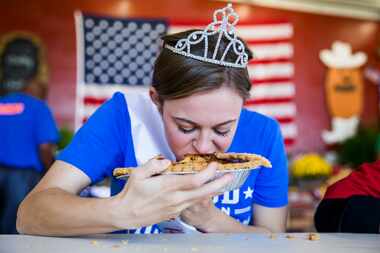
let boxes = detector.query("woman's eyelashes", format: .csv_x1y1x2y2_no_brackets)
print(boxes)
177,125,230,136
213,128,231,137
178,126,196,134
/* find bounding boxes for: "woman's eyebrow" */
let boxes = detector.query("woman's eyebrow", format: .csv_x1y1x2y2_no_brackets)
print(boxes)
214,119,236,127
173,117,236,127
173,117,198,126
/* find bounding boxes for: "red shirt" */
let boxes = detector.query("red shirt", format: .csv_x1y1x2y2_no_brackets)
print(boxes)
324,160,380,199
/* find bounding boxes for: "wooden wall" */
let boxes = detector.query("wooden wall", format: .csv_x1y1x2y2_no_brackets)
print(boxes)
1,0,379,154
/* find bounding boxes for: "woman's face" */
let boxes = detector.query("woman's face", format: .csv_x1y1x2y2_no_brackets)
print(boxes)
156,86,244,160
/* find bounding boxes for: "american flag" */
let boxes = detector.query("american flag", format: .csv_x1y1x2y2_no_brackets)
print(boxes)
75,13,296,148
74,12,168,126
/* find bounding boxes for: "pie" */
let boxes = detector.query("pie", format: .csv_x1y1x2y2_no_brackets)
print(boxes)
113,152,271,177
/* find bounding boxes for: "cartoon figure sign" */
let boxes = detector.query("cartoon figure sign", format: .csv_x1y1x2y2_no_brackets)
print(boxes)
319,41,367,144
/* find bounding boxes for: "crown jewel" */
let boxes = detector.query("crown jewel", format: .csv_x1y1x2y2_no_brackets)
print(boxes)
165,4,248,68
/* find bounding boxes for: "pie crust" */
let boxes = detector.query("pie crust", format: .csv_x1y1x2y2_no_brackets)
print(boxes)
113,152,271,177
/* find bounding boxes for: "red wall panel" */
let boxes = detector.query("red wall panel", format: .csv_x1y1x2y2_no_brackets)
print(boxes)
0,0,379,154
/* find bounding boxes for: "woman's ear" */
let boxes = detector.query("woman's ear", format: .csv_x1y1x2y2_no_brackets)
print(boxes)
149,87,162,113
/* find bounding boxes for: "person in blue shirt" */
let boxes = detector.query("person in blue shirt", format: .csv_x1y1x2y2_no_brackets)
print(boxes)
0,81,59,234
17,4,288,236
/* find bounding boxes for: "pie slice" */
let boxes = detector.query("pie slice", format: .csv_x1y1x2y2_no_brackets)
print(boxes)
113,152,271,177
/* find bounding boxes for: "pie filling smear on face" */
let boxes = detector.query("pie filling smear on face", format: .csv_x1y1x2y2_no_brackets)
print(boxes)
113,152,272,177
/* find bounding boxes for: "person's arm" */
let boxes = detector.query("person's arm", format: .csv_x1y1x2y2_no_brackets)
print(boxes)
253,204,287,232
17,160,114,236
17,159,232,236
35,99,59,173
38,143,56,173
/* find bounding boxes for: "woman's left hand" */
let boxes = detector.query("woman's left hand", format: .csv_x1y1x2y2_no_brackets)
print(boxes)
180,197,219,231
181,198,279,234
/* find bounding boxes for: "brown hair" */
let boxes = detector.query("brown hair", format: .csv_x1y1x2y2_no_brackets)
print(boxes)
152,30,253,102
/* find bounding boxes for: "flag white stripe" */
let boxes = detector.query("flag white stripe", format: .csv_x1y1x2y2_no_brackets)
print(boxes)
237,24,293,41
280,122,298,139
248,43,293,60
168,25,203,34
250,82,295,99
168,23,293,41
246,102,296,118
248,63,294,80
83,104,99,118
83,84,149,98
82,86,150,119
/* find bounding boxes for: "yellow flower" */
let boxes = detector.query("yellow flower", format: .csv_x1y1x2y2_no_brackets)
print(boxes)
290,153,332,179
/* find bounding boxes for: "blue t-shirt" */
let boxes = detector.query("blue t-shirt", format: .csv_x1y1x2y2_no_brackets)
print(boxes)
58,92,288,233
0,92,59,172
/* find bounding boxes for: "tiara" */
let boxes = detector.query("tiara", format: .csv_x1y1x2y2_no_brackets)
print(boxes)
165,3,248,68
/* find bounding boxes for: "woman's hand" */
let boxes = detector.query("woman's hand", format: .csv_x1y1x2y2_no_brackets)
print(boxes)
180,196,219,231
110,158,232,230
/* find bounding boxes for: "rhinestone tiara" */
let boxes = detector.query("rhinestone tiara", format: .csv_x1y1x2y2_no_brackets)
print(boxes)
164,3,248,68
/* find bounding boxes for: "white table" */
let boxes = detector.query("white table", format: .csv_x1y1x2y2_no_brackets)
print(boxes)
1,233,379,253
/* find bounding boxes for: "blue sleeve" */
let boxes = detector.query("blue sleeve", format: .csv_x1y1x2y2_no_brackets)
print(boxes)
57,93,127,184
253,120,289,207
36,102,60,145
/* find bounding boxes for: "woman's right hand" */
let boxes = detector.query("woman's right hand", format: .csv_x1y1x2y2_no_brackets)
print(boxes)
110,157,232,230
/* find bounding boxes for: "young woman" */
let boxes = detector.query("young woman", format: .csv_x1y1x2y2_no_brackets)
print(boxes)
17,4,288,235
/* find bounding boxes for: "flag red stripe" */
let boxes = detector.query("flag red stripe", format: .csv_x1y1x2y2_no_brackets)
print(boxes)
275,116,294,124
251,77,292,84
284,138,295,146
237,20,290,25
250,81,293,87
169,20,290,26
84,97,107,105
245,97,293,105
246,38,291,45
249,58,292,64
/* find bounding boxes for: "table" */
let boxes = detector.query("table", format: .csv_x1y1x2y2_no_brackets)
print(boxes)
1,233,379,253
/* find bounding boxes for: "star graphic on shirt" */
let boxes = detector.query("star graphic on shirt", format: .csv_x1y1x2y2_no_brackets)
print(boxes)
243,187,254,199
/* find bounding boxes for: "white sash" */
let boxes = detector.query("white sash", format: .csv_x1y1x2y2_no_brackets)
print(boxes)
124,91,175,165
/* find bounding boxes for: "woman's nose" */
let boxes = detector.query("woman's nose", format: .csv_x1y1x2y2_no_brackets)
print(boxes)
192,134,215,154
